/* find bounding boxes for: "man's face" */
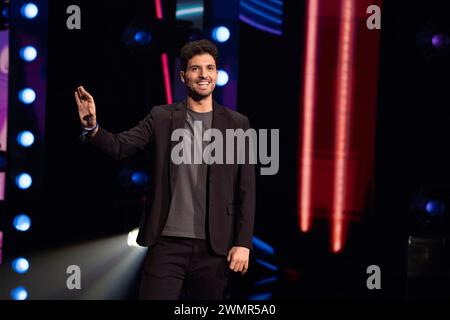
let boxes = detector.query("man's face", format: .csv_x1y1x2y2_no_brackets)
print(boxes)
180,53,218,100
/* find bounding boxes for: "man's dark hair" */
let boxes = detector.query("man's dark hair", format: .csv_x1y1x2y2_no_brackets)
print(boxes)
179,39,219,72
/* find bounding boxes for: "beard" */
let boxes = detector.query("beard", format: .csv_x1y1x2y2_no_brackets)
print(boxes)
187,83,215,101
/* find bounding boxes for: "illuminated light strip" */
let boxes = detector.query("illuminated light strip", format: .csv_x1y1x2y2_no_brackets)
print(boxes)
239,14,282,36
247,0,283,15
175,7,204,18
252,236,275,255
161,53,173,104
249,292,272,300
255,276,278,286
332,0,355,253
240,1,283,24
154,0,163,19
154,0,173,104
298,0,319,232
267,0,283,6
255,259,279,271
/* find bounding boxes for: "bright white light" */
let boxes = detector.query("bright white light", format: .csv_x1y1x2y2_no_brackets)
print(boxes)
19,88,36,104
13,214,31,232
20,46,38,62
217,70,229,86
12,258,30,274
11,286,28,300
127,228,142,247
21,3,39,19
17,131,35,147
212,26,230,43
16,173,32,190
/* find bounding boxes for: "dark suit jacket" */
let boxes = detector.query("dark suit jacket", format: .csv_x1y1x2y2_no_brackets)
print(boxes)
89,99,255,255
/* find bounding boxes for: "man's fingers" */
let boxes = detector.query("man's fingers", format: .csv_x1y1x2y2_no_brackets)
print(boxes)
229,258,236,270
231,260,242,272
74,91,81,106
235,261,244,273
241,261,249,275
79,86,92,99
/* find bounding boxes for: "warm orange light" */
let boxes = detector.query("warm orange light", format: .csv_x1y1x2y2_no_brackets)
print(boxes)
299,0,320,233
332,0,355,253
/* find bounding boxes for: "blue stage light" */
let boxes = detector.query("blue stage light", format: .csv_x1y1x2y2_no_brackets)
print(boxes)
131,171,149,187
217,70,229,86
212,26,230,43
17,131,35,147
16,173,32,190
19,88,36,104
10,286,28,300
249,292,272,300
20,46,37,62
425,200,445,216
13,214,31,232
21,3,38,19
12,258,29,274
134,31,152,45
253,236,275,255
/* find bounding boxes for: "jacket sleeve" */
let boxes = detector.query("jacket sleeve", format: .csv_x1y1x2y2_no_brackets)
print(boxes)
234,116,256,250
88,109,154,161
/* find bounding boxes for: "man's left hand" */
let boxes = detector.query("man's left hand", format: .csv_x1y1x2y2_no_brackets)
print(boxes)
227,246,250,275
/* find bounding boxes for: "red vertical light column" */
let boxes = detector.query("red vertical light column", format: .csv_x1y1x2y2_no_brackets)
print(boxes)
332,0,355,253
298,0,320,232
155,0,173,104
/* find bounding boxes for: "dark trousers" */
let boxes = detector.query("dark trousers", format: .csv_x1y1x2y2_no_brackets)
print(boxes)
138,236,230,300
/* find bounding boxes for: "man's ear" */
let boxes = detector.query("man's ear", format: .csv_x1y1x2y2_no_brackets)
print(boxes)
180,71,185,83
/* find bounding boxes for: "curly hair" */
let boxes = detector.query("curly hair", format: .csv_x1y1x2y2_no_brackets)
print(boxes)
179,39,219,72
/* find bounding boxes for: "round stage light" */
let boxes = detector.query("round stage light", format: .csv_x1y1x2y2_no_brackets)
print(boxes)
212,26,230,43
12,258,30,274
425,200,445,216
19,88,36,104
13,214,31,232
10,286,28,300
21,3,38,19
17,131,35,147
217,70,229,86
134,31,152,45
16,173,32,190
131,171,149,187
20,46,38,62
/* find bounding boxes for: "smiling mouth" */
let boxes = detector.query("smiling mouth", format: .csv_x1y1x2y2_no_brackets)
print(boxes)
197,81,211,89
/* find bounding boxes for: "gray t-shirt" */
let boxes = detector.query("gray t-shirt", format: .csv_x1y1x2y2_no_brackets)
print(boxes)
161,108,213,239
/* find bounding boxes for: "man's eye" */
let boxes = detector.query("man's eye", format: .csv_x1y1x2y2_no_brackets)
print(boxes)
192,67,198,71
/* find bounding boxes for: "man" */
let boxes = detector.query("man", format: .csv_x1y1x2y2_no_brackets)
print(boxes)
74,39,255,300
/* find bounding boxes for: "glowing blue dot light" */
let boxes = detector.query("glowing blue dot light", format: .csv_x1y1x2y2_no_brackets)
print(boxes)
13,214,31,232
134,31,152,45
19,88,36,104
20,46,38,62
10,286,28,300
16,173,33,190
425,200,445,216
17,131,35,147
12,258,30,274
217,70,229,86
21,3,39,19
131,171,149,187
212,26,230,43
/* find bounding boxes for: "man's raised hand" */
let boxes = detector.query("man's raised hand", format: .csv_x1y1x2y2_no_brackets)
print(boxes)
75,86,97,129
